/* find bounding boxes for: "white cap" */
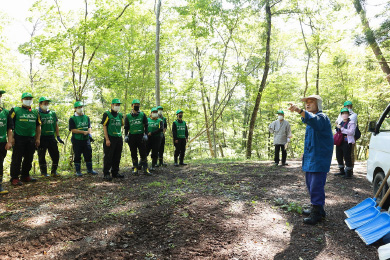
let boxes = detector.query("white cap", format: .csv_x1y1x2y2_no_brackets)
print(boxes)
301,95,323,111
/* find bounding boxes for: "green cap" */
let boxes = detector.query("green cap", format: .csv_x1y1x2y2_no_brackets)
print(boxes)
112,98,121,104
151,107,158,112
344,101,352,106
0,90,5,95
21,92,33,99
74,101,84,108
176,109,183,114
157,106,163,110
39,97,51,103
132,99,140,104
340,107,349,113
276,110,284,115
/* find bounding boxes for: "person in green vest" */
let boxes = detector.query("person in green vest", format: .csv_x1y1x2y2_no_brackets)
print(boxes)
157,105,168,167
38,97,64,177
0,90,14,193
9,92,41,186
147,107,163,171
68,101,97,177
101,98,124,181
124,99,151,175
172,109,188,166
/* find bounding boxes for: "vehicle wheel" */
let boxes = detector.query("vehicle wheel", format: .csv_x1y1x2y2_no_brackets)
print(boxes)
373,171,390,210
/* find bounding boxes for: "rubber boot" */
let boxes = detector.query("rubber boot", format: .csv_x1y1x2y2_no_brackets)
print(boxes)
40,164,49,177
150,158,158,171
0,183,8,195
302,205,326,218
334,167,345,176
133,165,139,176
75,163,82,177
174,157,179,167
303,205,324,225
159,158,167,167
143,161,152,176
86,162,98,175
103,174,113,181
51,164,60,177
343,168,353,179
179,159,187,166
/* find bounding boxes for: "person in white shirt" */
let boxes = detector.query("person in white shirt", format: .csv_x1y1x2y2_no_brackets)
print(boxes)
269,110,292,166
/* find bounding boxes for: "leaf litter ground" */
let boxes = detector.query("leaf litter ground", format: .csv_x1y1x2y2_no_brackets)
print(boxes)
0,160,379,259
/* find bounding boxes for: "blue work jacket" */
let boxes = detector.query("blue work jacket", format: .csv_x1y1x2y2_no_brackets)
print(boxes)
301,110,334,173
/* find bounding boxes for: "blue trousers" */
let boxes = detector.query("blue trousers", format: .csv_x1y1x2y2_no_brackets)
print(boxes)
72,139,92,164
305,172,327,206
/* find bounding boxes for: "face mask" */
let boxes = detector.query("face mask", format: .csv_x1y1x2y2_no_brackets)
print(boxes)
152,113,158,118
178,114,183,119
158,110,163,115
342,114,349,120
41,105,49,111
76,108,84,114
348,108,352,113
112,106,120,112
278,115,284,120
23,100,33,107
133,106,140,112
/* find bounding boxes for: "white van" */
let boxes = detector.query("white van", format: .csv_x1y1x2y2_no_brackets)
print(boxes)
367,104,390,207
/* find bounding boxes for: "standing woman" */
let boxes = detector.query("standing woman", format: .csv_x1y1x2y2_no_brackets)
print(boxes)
334,107,356,179
147,108,163,171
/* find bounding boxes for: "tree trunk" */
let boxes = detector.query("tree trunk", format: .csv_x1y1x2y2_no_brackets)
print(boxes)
353,0,390,84
155,0,162,106
299,17,311,97
246,1,272,159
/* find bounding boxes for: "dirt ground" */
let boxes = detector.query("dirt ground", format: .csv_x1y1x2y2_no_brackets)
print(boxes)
0,160,381,259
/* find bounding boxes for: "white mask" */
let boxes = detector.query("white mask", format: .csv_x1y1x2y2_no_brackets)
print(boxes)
112,106,120,112
348,108,352,113
23,100,33,107
41,105,49,111
278,115,284,121
152,113,158,118
158,110,163,115
76,108,84,114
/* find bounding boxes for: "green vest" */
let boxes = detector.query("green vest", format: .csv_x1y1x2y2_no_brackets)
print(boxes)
126,112,145,135
14,107,39,137
148,118,162,135
71,115,89,140
40,111,57,136
105,111,123,137
174,120,186,139
0,108,9,142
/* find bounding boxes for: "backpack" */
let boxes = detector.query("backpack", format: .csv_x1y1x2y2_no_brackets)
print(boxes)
355,125,361,141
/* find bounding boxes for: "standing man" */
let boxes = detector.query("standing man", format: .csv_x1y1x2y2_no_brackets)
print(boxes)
69,101,98,177
288,95,333,225
124,99,151,176
101,98,124,181
9,93,41,186
172,109,188,167
38,97,64,177
157,105,168,167
268,110,292,166
0,90,13,193
147,108,163,171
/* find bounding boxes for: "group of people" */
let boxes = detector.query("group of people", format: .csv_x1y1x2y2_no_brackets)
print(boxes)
0,92,189,194
271,95,358,225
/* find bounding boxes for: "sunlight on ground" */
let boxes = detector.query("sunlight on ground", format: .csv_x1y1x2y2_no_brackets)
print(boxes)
24,214,53,228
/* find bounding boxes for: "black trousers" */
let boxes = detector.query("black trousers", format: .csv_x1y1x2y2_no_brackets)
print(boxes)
274,144,287,164
147,135,162,161
158,134,165,159
336,141,353,169
174,138,186,162
0,142,7,182
72,139,92,164
38,137,59,173
128,134,147,167
10,138,36,180
103,136,123,176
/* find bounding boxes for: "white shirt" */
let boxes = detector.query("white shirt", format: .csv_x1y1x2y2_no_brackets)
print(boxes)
336,110,358,125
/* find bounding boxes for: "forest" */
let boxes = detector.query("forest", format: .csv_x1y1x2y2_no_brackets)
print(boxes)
0,0,389,259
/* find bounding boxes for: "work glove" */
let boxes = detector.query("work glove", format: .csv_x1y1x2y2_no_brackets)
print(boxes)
57,136,65,144
287,138,291,143
88,134,95,143
142,134,148,142
124,135,129,143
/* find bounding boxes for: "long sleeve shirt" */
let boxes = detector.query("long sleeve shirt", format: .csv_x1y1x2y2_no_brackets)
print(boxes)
268,119,292,145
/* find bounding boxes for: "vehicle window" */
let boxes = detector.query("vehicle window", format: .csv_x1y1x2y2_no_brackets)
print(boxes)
381,114,390,131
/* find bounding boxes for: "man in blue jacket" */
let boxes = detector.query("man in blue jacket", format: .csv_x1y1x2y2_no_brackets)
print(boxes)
289,95,333,225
